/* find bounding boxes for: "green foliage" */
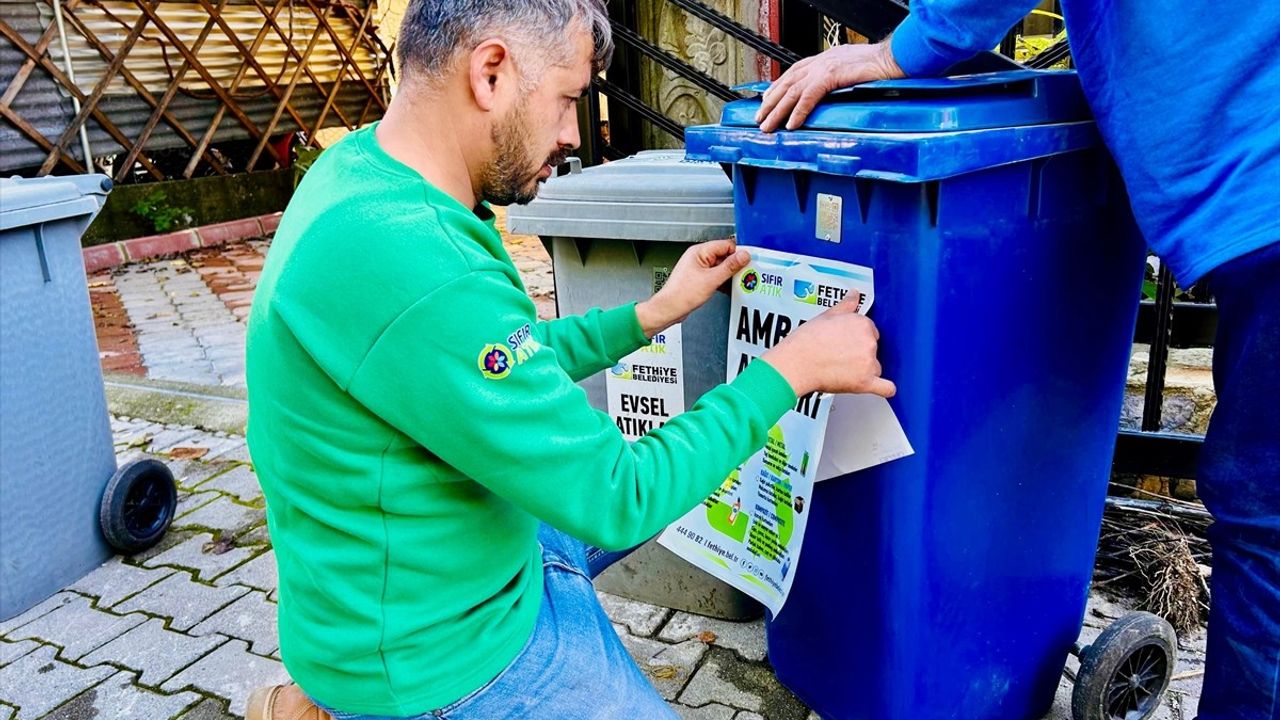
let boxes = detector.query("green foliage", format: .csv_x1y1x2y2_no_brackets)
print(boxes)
130,189,192,233
293,146,323,188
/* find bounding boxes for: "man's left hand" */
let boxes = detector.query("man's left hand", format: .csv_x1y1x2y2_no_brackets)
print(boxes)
635,240,750,337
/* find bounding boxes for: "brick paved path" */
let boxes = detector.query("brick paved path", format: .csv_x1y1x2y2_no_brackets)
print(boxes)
84,208,555,386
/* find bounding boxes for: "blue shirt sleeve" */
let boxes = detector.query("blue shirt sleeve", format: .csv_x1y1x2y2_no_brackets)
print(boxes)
890,0,1042,76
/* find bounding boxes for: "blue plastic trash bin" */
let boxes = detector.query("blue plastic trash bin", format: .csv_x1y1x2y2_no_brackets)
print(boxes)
686,70,1146,719
1,174,115,621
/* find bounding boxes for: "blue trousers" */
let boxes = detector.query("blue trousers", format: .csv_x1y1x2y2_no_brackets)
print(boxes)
316,525,673,720
1197,240,1280,720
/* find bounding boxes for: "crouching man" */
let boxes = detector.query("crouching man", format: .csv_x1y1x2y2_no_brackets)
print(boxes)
244,1,894,717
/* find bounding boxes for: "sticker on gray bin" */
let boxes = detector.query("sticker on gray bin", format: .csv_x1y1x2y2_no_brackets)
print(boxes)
607,323,685,440
816,193,842,243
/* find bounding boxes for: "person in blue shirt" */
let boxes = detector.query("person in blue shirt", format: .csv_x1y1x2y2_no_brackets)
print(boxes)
756,3,1279,719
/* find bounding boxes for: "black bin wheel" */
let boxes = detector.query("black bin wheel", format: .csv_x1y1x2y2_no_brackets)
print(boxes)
99,458,177,554
1072,611,1178,720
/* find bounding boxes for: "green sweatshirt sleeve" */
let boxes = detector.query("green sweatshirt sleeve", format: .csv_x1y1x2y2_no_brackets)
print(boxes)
346,271,797,550
536,303,650,382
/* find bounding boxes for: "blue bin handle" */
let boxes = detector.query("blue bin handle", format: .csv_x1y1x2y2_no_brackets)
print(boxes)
816,154,864,175
707,145,743,164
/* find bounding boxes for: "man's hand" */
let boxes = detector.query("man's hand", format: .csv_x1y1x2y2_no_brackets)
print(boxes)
635,239,750,337
755,41,905,133
762,293,895,398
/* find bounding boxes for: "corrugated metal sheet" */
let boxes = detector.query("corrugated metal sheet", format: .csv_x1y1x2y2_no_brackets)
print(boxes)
0,0,387,174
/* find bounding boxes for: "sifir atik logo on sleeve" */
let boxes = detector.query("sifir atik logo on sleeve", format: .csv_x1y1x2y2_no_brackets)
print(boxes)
477,323,545,380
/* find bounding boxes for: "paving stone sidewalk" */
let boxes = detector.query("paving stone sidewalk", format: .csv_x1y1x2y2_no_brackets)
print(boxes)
0,418,1208,719
87,208,555,386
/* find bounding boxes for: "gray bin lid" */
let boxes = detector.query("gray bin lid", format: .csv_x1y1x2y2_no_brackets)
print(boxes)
1,175,112,232
506,150,735,243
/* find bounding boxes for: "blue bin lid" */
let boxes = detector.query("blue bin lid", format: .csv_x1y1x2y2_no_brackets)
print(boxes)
0,174,112,232
724,70,1089,133
686,70,1101,182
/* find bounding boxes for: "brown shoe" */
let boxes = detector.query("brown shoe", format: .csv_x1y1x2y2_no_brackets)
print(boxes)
245,683,333,720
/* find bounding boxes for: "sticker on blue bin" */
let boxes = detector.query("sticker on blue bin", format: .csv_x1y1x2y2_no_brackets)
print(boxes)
816,194,842,243
658,246,912,615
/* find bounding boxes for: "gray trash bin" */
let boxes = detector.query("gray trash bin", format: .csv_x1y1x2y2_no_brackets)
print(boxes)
508,150,760,619
1,174,115,621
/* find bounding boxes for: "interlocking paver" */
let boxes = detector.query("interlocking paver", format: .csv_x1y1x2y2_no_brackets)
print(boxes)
81,618,226,688
0,592,78,637
204,440,250,463
191,591,278,656
0,644,114,719
613,623,707,700
3,594,145,661
675,703,738,720
176,490,223,518
680,652,764,712
41,669,201,720
143,533,259,582
169,458,239,490
192,465,262,503
679,648,810,719
69,558,175,609
173,697,237,720
598,590,672,636
214,550,277,593
171,496,265,537
161,638,290,716
660,613,767,662
147,427,208,454
0,640,40,668
115,570,249,632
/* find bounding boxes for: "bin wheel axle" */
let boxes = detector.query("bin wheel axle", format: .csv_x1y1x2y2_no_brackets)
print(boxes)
1070,611,1177,720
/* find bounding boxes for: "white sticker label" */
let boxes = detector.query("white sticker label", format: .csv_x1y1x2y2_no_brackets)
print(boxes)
816,193,842,244
606,324,685,441
659,247,913,616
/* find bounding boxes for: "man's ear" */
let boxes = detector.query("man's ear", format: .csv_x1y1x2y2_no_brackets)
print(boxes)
468,39,513,112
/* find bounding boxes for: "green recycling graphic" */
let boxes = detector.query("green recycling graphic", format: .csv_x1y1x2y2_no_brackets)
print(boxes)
658,246,881,615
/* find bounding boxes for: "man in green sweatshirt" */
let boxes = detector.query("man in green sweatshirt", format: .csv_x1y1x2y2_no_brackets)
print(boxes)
244,1,894,718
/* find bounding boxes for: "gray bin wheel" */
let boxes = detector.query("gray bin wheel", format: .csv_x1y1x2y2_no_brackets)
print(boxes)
1072,611,1177,720
99,458,177,554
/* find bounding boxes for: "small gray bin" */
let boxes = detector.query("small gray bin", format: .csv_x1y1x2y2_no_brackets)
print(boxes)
1,174,115,621
509,151,760,619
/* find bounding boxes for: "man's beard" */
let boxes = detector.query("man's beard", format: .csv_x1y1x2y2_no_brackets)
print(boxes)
480,102,568,206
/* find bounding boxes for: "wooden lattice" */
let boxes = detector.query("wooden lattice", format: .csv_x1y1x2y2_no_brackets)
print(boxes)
0,0,393,180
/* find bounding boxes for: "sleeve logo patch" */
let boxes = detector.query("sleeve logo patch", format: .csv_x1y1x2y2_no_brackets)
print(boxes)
477,324,545,380
478,344,513,380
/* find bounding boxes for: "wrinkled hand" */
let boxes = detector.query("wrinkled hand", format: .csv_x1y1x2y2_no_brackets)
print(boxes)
763,293,895,398
755,41,905,133
635,239,750,337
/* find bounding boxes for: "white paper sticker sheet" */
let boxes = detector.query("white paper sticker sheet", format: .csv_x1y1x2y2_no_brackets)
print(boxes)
658,246,912,615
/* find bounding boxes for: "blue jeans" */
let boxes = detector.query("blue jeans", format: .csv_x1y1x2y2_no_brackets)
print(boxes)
1196,240,1280,720
315,525,676,719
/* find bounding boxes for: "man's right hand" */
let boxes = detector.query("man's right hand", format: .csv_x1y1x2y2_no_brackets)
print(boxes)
762,293,896,398
755,40,905,133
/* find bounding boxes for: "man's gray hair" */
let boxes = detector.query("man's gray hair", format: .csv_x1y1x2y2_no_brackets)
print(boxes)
396,0,613,87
